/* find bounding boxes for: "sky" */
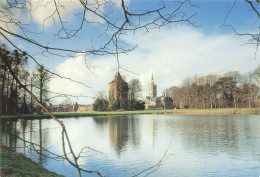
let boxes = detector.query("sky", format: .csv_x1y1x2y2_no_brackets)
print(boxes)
1,0,259,104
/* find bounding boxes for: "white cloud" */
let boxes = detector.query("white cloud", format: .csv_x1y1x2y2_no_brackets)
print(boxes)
49,25,259,104
49,53,117,104
26,0,82,27
0,0,130,42
0,2,21,39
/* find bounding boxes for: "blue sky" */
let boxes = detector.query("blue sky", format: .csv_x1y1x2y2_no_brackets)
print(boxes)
1,0,259,104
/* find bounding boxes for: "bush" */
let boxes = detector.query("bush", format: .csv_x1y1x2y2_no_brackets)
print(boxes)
128,100,145,110
111,101,120,111
93,98,109,111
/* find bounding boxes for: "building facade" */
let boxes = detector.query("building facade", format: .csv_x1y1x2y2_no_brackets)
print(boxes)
109,72,128,107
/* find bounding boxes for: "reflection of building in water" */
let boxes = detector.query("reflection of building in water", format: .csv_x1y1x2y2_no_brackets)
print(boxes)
109,117,129,154
144,74,174,109
108,115,156,154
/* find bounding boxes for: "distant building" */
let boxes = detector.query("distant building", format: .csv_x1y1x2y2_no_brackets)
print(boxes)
47,104,73,112
144,74,174,109
77,104,93,112
47,103,93,112
149,74,157,98
108,72,128,107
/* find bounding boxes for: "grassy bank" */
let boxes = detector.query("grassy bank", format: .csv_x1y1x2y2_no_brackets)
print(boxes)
0,108,259,120
171,108,260,115
0,143,63,177
0,109,175,120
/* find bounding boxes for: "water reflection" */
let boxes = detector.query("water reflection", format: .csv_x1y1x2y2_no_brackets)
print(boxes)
165,116,260,159
108,116,129,154
1,115,260,177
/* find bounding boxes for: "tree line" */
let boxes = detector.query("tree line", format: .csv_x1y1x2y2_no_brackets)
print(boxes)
163,67,260,109
0,45,51,115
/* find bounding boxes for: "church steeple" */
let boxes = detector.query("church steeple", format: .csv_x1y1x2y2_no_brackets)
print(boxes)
149,73,157,98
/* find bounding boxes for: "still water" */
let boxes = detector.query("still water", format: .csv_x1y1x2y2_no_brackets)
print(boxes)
1,115,260,177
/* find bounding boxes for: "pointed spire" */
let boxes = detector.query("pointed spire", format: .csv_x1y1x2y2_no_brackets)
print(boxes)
151,73,154,81
112,71,125,83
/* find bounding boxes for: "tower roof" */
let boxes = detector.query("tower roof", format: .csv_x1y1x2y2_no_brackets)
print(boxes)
109,71,126,84
150,73,156,85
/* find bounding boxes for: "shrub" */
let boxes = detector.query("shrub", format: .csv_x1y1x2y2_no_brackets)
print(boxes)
93,98,109,111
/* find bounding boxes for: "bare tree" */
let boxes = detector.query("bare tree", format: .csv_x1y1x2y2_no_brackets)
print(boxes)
240,72,258,109
206,74,219,109
128,78,142,101
20,68,30,114
32,65,52,113
93,90,109,111
253,65,260,84
223,71,241,108
0,45,28,115
0,0,197,78
164,66,260,110
96,90,107,100
224,0,260,57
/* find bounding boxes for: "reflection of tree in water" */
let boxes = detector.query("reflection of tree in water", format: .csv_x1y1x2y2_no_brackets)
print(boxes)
20,119,28,154
180,117,239,155
1,119,50,166
2,117,152,176
128,115,141,149
163,116,260,159
37,119,48,166
1,120,17,150
92,116,109,135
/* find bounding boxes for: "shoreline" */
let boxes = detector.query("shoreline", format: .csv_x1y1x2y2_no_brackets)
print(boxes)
0,108,259,120
0,143,63,177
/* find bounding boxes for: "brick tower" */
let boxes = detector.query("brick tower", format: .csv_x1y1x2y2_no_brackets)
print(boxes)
109,72,128,107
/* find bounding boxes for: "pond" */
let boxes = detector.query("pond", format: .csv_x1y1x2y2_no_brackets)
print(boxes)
1,115,260,177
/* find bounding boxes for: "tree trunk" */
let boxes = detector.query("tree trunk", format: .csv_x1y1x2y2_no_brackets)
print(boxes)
15,80,18,114
5,72,9,113
0,67,6,115
202,96,205,109
188,96,191,109
23,82,27,114
39,67,43,114
248,92,251,109
233,93,236,109
31,78,33,112
40,70,43,104
195,91,198,109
